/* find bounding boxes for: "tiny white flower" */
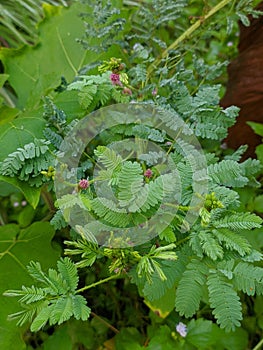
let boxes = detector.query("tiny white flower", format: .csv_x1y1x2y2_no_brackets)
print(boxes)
176,322,187,337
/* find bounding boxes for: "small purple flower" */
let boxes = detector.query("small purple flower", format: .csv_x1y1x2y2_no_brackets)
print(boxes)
227,41,233,47
152,88,158,96
176,322,187,337
21,200,27,207
220,142,228,150
110,73,122,86
144,169,153,178
79,179,89,190
13,202,19,208
166,141,172,146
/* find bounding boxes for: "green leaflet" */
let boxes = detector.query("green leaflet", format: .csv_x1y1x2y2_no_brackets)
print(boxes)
50,209,68,230
4,257,91,332
207,272,242,332
175,259,208,317
0,222,60,349
213,212,262,231
57,257,79,292
117,161,144,204
208,160,249,187
199,231,224,261
233,262,263,296
213,228,251,256
95,145,123,173
0,113,47,203
0,138,53,186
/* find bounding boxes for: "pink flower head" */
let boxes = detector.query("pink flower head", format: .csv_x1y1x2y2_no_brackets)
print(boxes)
110,73,122,86
79,179,89,190
144,169,153,178
152,88,158,96
176,322,187,337
122,87,132,95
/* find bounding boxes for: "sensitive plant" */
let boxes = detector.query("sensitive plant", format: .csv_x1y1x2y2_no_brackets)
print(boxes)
0,1,263,349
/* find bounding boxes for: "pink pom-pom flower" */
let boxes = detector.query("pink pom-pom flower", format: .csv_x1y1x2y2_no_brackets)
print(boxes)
79,179,89,190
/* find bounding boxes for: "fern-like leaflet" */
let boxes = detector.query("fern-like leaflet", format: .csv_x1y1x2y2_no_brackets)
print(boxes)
4,258,90,331
175,259,208,317
0,139,54,186
207,272,242,332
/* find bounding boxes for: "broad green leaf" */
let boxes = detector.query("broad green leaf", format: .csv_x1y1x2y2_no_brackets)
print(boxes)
115,328,143,350
0,176,41,209
54,90,85,121
254,195,263,213
42,319,95,350
0,114,45,162
42,324,72,350
18,206,36,228
0,109,45,209
66,319,95,349
144,287,176,318
0,74,9,88
0,222,60,350
186,319,219,349
0,106,20,126
256,144,263,165
0,3,95,110
247,121,263,137
147,325,177,350
219,327,248,350
186,318,248,350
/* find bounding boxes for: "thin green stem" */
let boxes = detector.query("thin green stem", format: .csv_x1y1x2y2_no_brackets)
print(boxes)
252,338,263,350
164,202,199,211
91,311,119,334
147,0,232,79
41,187,56,212
0,212,6,225
76,274,123,293
176,236,190,246
0,88,16,108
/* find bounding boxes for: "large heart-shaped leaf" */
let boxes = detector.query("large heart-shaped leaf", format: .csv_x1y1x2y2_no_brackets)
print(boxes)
0,3,94,110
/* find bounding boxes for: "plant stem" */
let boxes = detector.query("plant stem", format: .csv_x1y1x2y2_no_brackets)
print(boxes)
176,236,190,246
76,274,123,293
147,0,232,79
0,88,16,108
0,212,6,225
253,338,263,350
91,311,119,334
41,187,56,212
